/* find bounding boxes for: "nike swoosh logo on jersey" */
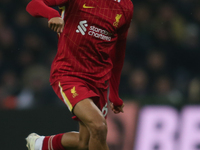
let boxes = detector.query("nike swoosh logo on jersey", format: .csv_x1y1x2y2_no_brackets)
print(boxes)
83,4,95,8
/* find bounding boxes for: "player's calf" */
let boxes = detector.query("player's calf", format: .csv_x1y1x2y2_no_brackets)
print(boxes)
77,143,88,150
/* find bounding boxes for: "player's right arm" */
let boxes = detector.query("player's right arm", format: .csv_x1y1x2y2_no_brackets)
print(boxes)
26,0,68,33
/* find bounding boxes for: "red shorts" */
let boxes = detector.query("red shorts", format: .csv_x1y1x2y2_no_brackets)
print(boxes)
51,77,108,120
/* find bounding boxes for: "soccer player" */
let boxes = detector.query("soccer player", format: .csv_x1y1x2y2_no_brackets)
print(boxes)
25,0,133,149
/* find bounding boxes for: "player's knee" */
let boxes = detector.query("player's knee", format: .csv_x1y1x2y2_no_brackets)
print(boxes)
89,120,107,142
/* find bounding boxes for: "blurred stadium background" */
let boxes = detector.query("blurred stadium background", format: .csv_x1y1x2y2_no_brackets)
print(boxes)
1,0,200,149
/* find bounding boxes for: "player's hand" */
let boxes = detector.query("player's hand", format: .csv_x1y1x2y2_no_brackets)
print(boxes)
48,17,64,33
110,102,124,114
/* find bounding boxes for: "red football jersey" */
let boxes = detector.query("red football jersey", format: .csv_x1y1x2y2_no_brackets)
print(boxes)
26,0,133,106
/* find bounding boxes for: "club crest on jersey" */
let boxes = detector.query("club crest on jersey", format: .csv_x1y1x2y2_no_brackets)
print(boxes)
113,14,122,27
71,86,78,98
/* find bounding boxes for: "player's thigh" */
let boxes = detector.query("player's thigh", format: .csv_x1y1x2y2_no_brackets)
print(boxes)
73,98,107,129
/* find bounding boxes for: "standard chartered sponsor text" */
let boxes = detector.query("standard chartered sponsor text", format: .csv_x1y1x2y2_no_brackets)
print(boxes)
88,26,111,41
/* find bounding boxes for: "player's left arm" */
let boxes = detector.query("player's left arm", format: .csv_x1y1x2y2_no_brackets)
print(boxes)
109,29,128,114
109,13,133,114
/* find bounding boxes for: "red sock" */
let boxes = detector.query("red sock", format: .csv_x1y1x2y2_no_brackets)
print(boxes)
42,133,65,150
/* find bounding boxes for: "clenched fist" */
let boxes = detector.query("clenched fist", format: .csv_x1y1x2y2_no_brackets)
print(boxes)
48,17,64,33
110,102,124,114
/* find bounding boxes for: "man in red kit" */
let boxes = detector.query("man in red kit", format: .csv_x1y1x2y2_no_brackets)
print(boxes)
25,0,133,149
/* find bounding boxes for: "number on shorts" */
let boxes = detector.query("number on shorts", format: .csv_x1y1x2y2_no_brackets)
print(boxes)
102,103,108,117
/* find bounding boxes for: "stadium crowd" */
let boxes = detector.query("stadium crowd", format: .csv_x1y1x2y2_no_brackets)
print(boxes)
0,0,200,109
